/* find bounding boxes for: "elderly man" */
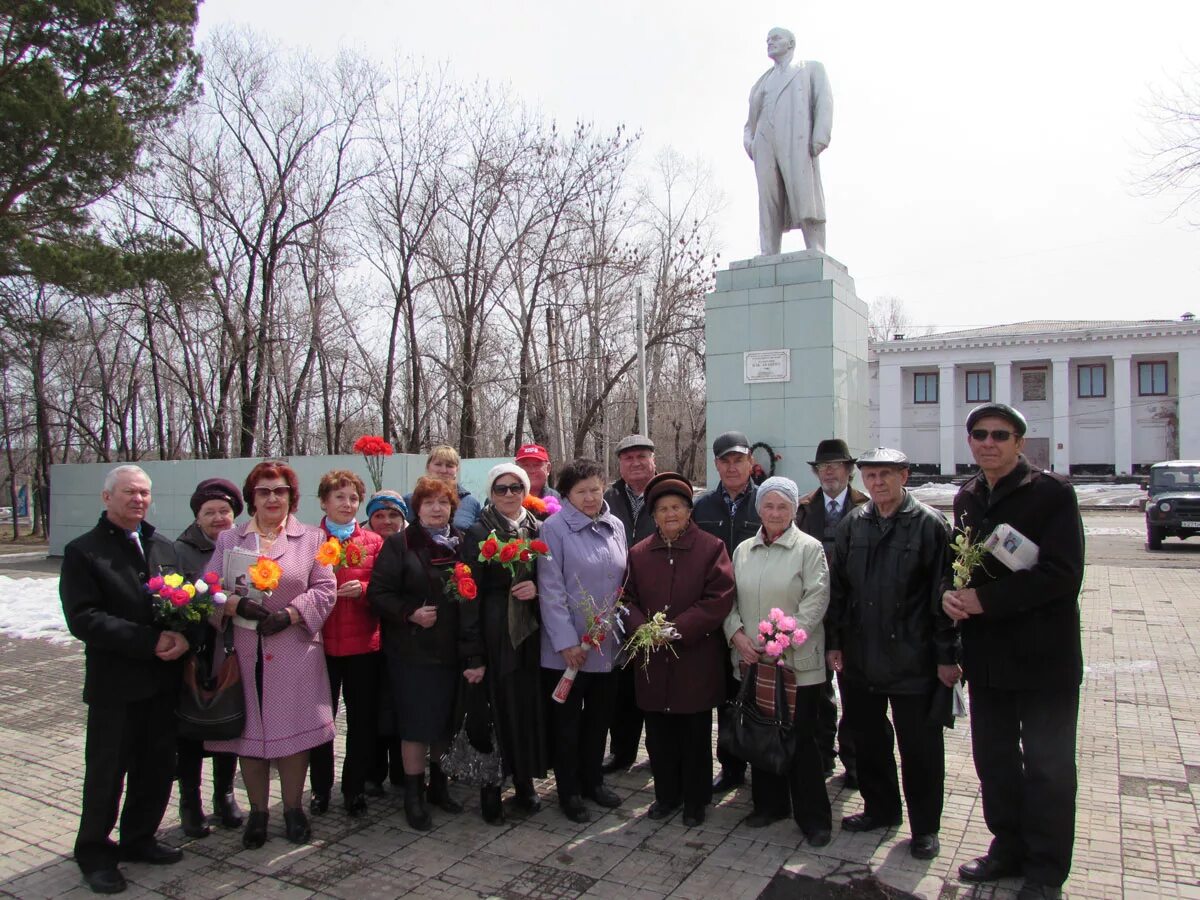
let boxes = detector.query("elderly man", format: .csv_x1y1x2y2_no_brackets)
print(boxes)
60,465,190,894
828,449,958,861
515,443,561,500
693,430,761,792
744,26,833,255
945,404,1084,900
796,438,868,788
601,433,657,773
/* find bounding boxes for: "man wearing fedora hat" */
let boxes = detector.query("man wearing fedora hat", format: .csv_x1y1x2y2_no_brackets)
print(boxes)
796,438,867,789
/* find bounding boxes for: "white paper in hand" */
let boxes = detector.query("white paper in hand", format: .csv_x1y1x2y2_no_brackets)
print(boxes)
983,523,1039,572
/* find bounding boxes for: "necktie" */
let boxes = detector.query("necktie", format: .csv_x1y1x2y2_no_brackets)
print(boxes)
828,500,839,520
129,530,146,560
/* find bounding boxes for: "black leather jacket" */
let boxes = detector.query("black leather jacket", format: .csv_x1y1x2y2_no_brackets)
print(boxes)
693,481,761,558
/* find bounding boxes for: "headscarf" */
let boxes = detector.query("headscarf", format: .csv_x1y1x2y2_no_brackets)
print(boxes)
755,476,800,513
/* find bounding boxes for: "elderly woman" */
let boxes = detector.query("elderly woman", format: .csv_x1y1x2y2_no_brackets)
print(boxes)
174,478,245,838
208,462,336,849
459,464,549,824
623,473,735,827
724,476,833,846
538,458,628,824
368,476,467,831
403,445,482,530
308,470,384,818
364,490,409,538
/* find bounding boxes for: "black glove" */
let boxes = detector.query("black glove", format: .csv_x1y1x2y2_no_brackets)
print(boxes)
257,610,293,636
235,596,270,621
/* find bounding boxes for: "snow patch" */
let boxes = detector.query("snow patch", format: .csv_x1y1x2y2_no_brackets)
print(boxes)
0,576,74,644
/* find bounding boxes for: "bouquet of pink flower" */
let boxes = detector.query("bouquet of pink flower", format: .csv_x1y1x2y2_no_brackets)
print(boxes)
757,607,807,667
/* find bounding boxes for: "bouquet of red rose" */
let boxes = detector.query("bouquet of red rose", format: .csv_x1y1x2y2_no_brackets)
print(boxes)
477,530,552,578
444,562,478,602
147,571,228,632
353,434,394,493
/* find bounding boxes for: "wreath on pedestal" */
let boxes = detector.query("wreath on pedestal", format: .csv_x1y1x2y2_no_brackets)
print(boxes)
749,441,781,485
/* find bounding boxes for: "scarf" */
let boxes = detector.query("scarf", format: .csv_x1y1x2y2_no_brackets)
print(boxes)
325,518,355,541
481,506,540,650
423,524,460,552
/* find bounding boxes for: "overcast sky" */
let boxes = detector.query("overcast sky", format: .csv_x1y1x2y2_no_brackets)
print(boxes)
198,0,1200,332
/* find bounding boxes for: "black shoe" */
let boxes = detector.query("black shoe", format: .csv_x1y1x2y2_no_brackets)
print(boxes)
681,805,705,828
513,781,543,814
345,794,368,818
179,792,210,839
309,791,329,816
583,784,621,808
403,774,432,831
958,854,1024,883
242,811,269,849
283,808,311,844
841,772,859,791
840,812,901,833
427,764,464,814
560,795,591,824
481,785,504,825
117,841,183,865
910,833,940,859
600,754,634,775
212,791,244,828
805,828,833,847
83,868,127,894
1016,882,1062,900
646,801,679,820
743,809,787,828
711,770,745,794
364,780,386,798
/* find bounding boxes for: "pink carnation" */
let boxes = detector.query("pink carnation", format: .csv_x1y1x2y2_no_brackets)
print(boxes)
777,632,791,649
794,628,808,644
768,607,784,623
764,639,783,657
544,496,562,515
758,620,773,636
780,616,797,632
147,575,164,592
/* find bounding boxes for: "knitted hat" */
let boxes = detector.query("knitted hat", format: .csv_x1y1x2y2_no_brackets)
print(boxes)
190,478,243,518
365,490,408,519
755,476,800,513
486,463,531,496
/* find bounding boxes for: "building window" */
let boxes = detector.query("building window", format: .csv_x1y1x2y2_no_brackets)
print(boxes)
965,371,991,402
913,372,938,404
1022,369,1047,401
1077,364,1106,398
1138,361,1168,396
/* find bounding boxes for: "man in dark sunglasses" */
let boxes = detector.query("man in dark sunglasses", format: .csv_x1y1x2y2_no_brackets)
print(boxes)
944,402,1084,900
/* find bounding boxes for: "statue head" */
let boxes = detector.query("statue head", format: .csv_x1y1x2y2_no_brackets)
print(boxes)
766,27,796,62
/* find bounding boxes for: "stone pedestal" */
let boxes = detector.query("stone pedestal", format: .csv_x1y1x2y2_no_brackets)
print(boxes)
704,250,869,492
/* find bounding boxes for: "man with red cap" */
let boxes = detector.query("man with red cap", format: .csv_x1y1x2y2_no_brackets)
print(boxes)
514,443,560,500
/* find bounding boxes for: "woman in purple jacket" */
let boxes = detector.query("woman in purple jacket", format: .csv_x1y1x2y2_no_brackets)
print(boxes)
537,458,628,823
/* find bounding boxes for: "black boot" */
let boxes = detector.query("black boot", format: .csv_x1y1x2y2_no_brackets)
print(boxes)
242,810,269,849
427,763,463,814
404,774,431,831
212,790,244,828
212,754,243,827
178,783,210,839
481,784,504,825
283,808,311,844
513,777,542,814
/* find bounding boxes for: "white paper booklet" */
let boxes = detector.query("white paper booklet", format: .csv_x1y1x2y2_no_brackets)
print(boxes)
982,523,1039,572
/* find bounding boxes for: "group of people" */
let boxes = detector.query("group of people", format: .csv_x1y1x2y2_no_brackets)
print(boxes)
60,403,1083,900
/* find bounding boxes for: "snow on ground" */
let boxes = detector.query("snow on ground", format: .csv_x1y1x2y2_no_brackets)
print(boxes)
0,576,73,644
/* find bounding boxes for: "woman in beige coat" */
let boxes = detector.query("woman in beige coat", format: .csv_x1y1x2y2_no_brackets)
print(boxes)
724,476,833,845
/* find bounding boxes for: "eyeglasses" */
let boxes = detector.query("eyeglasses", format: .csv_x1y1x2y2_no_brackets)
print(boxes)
969,429,1014,443
492,483,526,496
253,486,291,499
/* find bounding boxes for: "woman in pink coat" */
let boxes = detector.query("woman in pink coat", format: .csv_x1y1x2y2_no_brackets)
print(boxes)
208,462,336,849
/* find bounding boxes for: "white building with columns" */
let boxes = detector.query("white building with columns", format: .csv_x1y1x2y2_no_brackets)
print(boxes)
868,319,1200,476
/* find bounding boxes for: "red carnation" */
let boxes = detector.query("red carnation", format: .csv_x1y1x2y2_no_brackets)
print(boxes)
458,578,478,600
499,542,519,563
529,540,550,555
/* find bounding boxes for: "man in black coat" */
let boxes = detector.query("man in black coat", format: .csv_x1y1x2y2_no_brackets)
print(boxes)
944,404,1084,900
601,433,656,773
60,465,191,894
795,438,868,788
828,448,959,861
692,430,760,793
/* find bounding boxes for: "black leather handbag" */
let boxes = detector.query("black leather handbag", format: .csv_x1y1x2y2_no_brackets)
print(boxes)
177,626,245,741
718,663,796,776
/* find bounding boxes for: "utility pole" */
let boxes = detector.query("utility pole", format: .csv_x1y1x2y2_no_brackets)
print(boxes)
636,286,649,436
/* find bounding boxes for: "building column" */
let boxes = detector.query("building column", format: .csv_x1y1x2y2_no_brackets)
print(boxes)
1112,354,1132,475
994,361,1012,406
878,362,903,450
939,363,956,475
1052,357,1071,474
1178,348,1200,458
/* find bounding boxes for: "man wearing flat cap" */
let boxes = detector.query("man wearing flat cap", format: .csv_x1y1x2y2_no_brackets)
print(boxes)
944,404,1084,900
796,438,868,788
827,448,958,861
693,430,762,793
602,434,658,773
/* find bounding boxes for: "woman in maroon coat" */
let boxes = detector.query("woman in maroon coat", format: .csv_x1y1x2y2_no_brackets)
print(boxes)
308,470,384,818
623,473,735,827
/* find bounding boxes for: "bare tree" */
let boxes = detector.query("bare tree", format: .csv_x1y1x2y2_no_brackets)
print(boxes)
1141,61,1200,225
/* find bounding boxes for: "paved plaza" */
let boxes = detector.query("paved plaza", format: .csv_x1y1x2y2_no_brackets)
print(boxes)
0,511,1197,899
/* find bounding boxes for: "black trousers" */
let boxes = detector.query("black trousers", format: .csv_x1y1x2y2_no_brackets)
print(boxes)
176,738,237,797
75,693,178,874
544,668,617,799
748,682,832,834
309,652,382,799
969,684,1079,887
643,711,713,810
714,652,747,778
607,663,644,765
817,668,856,776
841,682,944,836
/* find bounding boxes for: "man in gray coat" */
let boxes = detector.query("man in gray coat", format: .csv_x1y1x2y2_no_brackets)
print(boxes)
744,26,833,254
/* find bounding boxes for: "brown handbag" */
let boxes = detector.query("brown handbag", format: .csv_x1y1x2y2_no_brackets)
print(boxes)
176,626,245,741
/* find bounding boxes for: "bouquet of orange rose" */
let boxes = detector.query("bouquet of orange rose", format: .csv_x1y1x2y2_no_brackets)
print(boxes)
315,536,367,570
444,562,478,602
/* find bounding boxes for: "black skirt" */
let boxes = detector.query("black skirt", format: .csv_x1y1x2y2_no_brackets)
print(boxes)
387,655,457,743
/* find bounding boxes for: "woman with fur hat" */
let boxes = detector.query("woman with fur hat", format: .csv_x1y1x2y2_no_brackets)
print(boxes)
458,464,550,823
